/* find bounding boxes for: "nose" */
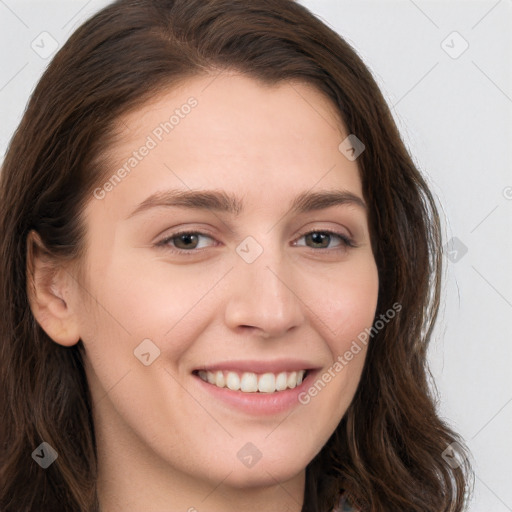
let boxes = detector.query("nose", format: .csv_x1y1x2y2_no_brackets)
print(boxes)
223,245,305,339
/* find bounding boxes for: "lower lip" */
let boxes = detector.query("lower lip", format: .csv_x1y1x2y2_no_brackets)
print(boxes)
193,371,317,416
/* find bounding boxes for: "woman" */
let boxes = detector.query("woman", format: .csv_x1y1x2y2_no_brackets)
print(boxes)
0,0,473,510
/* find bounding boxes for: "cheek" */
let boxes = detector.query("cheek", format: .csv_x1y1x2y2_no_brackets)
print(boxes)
76,249,236,414
306,256,377,360
302,254,380,353
289,255,379,421
79,245,224,345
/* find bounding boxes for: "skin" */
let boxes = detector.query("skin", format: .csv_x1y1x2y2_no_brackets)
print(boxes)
28,73,379,512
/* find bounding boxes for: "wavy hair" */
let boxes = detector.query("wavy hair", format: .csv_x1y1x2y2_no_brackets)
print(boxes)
0,0,473,510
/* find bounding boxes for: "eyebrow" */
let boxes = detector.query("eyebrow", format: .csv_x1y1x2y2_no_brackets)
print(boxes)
126,188,366,219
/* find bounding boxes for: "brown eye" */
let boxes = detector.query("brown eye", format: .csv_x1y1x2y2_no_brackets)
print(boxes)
173,233,200,249
157,232,216,252
305,232,333,249
296,230,355,250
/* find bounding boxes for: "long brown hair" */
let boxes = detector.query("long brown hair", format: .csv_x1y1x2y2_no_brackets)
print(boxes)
0,0,473,510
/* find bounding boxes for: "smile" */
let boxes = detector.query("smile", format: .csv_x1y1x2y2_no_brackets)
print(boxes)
196,369,307,393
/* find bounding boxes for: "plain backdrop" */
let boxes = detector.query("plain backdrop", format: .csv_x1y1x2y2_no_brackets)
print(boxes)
1,1,511,510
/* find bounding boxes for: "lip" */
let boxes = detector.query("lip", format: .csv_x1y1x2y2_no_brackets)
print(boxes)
192,361,320,416
194,359,319,374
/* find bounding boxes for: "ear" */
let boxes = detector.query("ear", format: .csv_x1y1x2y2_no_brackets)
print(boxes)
26,230,81,347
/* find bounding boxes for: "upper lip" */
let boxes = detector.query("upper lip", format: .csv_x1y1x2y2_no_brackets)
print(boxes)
193,359,320,374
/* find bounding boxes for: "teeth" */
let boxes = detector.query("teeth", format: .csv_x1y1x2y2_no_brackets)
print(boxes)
275,372,288,391
215,370,225,388
226,372,240,391
287,371,297,389
258,373,275,393
197,369,307,393
240,372,258,392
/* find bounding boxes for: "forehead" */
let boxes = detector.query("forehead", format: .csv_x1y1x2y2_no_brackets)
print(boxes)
92,72,363,220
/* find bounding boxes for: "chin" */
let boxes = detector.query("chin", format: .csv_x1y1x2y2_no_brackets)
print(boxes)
221,461,306,490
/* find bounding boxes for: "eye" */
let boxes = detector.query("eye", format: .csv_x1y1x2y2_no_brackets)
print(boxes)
156,231,216,252
154,229,357,255
294,230,356,251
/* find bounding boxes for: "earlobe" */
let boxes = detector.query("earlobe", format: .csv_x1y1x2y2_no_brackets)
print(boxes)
26,230,81,347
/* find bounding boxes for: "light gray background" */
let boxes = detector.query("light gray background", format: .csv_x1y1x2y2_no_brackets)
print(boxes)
1,1,511,510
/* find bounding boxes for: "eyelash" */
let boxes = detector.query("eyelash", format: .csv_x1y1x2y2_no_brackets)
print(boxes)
155,229,357,255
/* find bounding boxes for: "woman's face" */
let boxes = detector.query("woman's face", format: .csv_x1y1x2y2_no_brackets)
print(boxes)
72,73,379,500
